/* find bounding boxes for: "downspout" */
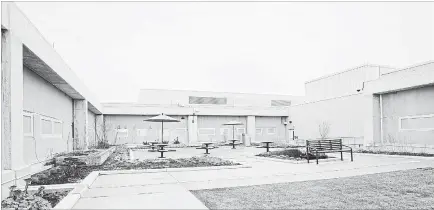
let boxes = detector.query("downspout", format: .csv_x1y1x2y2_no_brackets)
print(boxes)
379,94,384,144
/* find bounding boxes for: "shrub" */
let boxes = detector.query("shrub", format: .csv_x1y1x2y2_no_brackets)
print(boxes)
357,149,434,157
173,138,181,144
96,141,111,149
2,186,52,210
257,149,328,159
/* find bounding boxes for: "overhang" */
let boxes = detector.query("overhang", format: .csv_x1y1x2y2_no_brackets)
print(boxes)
364,61,434,95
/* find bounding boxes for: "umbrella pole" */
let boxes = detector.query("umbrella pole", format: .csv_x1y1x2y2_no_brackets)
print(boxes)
161,121,164,143
232,125,235,139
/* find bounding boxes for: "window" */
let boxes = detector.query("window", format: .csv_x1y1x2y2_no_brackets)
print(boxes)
236,128,246,135
256,128,262,135
271,100,291,106
137,129,148,137
41,119,52,135
189,96,227,105
41,116,63,137
23,112,34,136
399,114,434,131
116,129,129,137
220,128,230,135
267,128,276,135
53,122,62,135
199,128,215,135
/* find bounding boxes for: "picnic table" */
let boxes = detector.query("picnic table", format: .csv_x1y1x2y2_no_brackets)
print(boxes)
148,142,160,152
155,144,169,158
196,142,215,154
258,141,273,152
228,139,239,149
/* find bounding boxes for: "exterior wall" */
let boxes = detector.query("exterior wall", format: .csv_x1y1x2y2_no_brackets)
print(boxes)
289,94,366,145
305,65,381,101
380,85,434,146
137,89,304,107
196,116,247,143
87,110,96,148
255,116,287,143
102,103,290,117
22,66,73,165
104,115,189,145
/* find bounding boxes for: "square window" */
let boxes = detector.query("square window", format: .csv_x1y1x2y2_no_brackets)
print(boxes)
53,121,62,135
267,128,276,135
236,128,246,134
199,128,215,136
116,129,129,137
41,119,52,135
220,128,230,135
23,114,33,136
255,128,262,135
137,129,148,137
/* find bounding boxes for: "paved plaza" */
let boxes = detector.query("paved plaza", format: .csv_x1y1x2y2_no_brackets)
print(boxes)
72,147,434,209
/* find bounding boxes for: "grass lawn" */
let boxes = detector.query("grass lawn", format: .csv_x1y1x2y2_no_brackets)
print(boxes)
191,167,434,209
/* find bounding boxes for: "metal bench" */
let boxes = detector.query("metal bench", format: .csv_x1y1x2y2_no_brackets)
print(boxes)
306,139,353,164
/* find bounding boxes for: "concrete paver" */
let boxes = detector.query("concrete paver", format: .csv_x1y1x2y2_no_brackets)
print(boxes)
72,147,434,209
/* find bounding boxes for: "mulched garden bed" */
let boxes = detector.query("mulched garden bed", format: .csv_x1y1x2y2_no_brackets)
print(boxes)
256,149,328,161
30,146,240,185
1,187,71,209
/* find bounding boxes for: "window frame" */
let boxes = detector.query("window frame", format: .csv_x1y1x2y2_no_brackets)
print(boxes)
220,128,230,136
267,127,276,135
255,128,263,135
236,128,246,135
399,114,434,132
115,128,129,137
23,111,34,137
198,128,216,136
40,115,63,138
136,128,148,137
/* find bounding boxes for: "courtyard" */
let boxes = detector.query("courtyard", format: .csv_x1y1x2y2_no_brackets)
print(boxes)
48,145,434,209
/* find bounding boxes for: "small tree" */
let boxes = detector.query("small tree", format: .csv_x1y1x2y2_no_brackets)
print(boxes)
95,118,115,148
318,121,331,139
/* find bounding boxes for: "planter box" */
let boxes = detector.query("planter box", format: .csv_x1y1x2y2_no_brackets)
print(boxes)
55,147,116,166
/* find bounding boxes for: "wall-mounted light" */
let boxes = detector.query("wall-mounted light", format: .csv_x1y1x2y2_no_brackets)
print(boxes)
181,116,185,120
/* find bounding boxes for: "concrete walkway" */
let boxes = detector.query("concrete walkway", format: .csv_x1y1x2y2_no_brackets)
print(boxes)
72,147,434,209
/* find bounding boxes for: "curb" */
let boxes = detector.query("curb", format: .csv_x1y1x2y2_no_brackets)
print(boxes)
52,171,100,209
251,156,306,164
81,171,100,188
98,164,252,175
52,193,80,209
19,183,78,191
354,152,434,160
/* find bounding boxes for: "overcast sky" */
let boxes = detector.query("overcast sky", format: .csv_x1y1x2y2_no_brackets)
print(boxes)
16,2,434,102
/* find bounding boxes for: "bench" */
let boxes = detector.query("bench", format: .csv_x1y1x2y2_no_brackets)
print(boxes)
306,139,353,164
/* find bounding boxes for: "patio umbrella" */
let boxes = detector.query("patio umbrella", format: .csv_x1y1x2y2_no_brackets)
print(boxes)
144,113,180,143
223,120,244,140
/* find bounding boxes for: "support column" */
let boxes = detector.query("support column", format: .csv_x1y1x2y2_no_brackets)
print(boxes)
73,100,89,151
95,114,104,146
364,94,381,147
187,115,198,145
1,29,24,170
246,116,255,146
